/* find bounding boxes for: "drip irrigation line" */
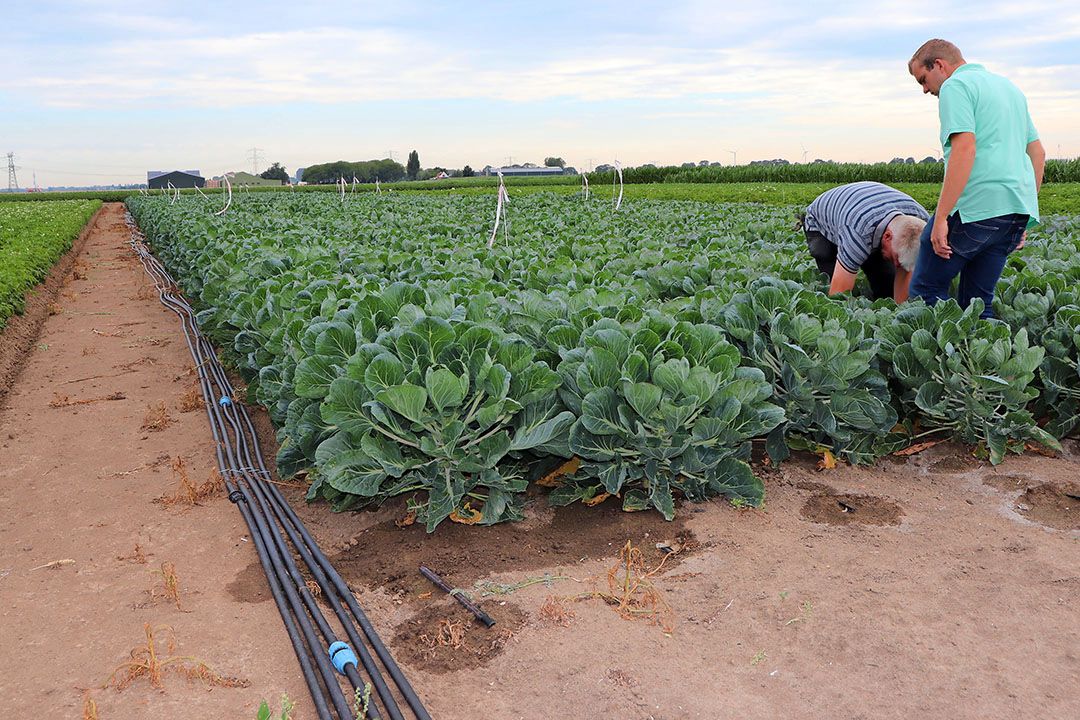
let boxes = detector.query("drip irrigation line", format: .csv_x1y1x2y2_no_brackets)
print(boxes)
125,212,431,720
133,241,418,720
193,348,426,717
131,217,428,720
128,226,343,720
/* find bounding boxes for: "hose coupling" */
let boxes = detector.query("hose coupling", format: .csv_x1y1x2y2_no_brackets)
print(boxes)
328,641,358,674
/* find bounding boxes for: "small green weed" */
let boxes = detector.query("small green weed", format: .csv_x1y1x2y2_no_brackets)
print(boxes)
256,693,294,720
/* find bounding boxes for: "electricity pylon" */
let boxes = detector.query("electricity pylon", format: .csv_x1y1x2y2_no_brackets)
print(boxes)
6,152,19,190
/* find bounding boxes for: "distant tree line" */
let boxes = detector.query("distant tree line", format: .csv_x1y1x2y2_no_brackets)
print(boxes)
260,162,290,183
302,159,407,185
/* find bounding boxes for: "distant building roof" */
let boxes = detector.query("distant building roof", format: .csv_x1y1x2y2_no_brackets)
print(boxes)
215,171,282,187
486,166,564,176
147,170,206,189
147,170,201,181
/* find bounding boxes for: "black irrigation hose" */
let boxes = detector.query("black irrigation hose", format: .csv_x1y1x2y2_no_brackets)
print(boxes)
125,213,432,720
133,239,382,720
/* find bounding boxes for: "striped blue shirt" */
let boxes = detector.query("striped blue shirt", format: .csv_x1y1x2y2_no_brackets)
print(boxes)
804,182,930,273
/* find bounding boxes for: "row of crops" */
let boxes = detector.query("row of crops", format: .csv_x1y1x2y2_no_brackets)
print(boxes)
0,199,101,328
124,193,1080,530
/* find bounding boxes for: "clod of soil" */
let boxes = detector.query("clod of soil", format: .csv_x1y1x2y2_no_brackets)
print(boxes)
1015,483,1080,531
391,600,527,673
328,498,698,601
800,492,904,526
982,473,1036,492
929,454,980,473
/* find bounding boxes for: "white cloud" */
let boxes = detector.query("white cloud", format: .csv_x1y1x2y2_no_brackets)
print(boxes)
5,1,1078,186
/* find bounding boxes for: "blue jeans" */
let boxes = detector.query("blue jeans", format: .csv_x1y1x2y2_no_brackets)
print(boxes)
908,213,1027,318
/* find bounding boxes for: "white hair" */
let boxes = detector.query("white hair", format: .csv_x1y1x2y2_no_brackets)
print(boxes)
889,214,926,271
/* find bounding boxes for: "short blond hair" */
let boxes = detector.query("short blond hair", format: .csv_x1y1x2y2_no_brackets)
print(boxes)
890,215,926,271
909,39,964,72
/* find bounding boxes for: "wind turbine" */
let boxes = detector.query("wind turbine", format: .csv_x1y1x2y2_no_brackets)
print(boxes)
801,143,809,163
726,149,737,166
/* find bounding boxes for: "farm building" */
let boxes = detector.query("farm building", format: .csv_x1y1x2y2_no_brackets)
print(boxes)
147,170,205,189
211,171,283,187
483,165,566,177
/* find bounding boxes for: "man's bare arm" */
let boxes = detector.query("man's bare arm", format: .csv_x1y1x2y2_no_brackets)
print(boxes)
893,268,912,303
1027,139,1045,191
931,131,976,259
828,261,858,296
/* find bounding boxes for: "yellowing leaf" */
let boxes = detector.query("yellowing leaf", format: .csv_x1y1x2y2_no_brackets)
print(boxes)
816,449,837,470
583,492,611,507
893,439,945,456
1024,441,1058,458
450,502,484,525
537,457,580,487
395,510,417,528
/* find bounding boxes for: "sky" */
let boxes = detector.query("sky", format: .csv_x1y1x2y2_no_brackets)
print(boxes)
1,0,1078,188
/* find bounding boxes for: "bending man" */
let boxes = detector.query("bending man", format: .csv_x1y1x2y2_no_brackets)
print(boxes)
907,39,1044,318
802,181,928,301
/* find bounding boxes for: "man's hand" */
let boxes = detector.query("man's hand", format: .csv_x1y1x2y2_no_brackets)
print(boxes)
931,132,974,261
1014,230,1027,251
931,217,952,259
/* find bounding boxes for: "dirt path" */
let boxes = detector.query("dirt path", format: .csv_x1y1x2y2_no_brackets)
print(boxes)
2,202,1079,720
0,204,304,718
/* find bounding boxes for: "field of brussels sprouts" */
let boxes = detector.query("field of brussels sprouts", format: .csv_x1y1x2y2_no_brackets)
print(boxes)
124,192,1080,530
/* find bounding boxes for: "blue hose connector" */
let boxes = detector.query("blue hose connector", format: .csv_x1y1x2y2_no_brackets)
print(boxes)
329,641,357,674
219,396,232,407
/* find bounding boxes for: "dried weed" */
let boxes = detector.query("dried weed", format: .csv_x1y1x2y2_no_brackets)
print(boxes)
117,543,150,565
105,623,248,692
575,539,676,633
419,619,467,659
50,391,126,408
176,385,203,413
81,689,98,720
141,401,172,432
538,595,576,627
606,668,639,688
150,560,185,611
157,458,223,507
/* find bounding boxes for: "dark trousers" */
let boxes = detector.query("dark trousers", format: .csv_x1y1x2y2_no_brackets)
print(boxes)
805,230,896,300
908,213,1026,319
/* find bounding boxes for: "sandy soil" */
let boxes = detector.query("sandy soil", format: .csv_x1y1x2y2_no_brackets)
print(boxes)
1,203,1078,720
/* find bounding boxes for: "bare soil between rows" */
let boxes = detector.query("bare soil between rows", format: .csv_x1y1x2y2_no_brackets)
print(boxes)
1,203,1078,720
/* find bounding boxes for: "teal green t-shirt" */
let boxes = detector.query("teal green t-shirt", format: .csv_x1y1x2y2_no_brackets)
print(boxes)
939,63,1040,227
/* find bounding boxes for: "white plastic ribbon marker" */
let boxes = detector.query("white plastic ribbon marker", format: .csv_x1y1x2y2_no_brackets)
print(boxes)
215,175,232,216
613,161,624,212
488,172,509,248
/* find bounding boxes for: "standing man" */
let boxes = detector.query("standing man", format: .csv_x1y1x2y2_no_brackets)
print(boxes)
801,181,928,302
907,39,1045,318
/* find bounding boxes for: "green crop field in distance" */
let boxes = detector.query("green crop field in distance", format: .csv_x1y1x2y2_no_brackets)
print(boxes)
0,199,101,328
